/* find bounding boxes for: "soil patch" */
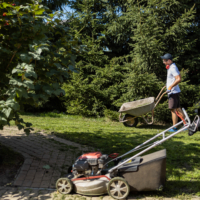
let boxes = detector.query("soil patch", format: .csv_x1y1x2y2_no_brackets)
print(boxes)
0,142,24,186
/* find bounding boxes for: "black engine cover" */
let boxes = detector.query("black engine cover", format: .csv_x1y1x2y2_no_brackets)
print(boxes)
73,160,89,171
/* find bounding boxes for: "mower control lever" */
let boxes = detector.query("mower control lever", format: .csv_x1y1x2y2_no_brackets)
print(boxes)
109,153,119,159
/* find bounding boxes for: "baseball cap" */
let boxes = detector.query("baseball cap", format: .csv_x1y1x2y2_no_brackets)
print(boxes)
160,53,173,60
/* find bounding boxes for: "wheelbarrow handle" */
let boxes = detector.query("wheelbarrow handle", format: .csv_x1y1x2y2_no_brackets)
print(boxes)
155,86,166,101
154,86,167,108
143,86,167,124
154,91,167,108
143,87,166,124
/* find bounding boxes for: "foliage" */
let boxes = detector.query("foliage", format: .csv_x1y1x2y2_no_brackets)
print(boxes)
23,96,66,112
104,109,119,121
59,1,127,116
0,0,81,132
114,72,163,106
42,0,68,11
60,0,131,116
5,0,200,124
116,0,197,98
127,0,197,75
61,59,125,116
60,0,200,122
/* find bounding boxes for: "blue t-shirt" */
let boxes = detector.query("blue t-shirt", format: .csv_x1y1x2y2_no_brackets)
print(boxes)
166,63,181,94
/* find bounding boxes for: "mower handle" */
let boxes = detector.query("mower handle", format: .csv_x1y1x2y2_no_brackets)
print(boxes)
182,108,191,125
109,108,191,174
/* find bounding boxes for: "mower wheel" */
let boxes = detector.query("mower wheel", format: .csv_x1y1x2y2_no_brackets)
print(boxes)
107,177,130,199
56,178,73,194
123,114,138,127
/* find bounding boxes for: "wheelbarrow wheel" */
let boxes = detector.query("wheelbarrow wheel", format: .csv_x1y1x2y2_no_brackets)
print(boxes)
107,177,130,199
56,178,73,194
123,114,138,127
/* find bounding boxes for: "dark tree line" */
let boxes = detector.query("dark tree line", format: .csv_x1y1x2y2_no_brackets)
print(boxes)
33,0,200,122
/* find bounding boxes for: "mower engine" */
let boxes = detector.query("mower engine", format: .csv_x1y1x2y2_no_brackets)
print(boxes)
72,152,109,176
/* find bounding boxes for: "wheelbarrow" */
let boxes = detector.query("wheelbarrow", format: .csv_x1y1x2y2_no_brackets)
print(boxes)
119,86,167,127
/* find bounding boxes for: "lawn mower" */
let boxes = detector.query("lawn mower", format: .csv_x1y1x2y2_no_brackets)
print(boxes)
56,108,198,199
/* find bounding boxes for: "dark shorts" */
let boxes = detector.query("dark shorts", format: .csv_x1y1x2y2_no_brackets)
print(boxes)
168,93,180,109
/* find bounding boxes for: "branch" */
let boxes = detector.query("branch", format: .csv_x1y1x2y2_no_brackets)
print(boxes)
6,44,22,70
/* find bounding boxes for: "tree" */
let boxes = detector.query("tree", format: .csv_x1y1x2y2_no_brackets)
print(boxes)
42,0,68,11
60,0,132,116
0,0,81,132
33,0,200,123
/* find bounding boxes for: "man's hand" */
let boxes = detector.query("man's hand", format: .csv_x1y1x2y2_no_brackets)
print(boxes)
166,86,172,93
166,89,171,93
168,86,172,90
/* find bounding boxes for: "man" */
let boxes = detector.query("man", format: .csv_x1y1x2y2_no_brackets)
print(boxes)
160,53,185,132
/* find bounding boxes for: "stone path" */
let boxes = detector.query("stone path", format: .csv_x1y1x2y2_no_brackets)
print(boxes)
0,127,199,200
0,127,92,189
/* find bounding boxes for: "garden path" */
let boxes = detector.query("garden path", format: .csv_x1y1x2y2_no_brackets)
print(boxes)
0,126,92,189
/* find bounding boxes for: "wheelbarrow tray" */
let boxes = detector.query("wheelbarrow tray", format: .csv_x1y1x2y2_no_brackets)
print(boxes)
118,97,155,117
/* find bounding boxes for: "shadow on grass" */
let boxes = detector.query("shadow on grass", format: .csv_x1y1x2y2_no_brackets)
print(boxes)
137,124,170,130
136,122,186,130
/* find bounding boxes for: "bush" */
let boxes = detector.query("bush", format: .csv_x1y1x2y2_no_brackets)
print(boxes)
104,109,119,121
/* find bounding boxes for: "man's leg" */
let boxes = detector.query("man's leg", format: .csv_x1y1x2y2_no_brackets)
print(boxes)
171,109,178,125
168,93,180,132
176,107,185,119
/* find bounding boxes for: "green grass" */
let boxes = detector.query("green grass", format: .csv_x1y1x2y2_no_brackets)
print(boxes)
12,112,200,198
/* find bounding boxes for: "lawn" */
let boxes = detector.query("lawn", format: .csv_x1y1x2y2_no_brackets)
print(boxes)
13,113,200,197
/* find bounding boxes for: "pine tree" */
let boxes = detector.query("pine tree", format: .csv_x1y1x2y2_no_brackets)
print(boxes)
61,0,128,116
42,0,68,11
61,0,200,121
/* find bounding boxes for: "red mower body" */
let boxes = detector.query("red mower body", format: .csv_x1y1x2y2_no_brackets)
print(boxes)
79,152,102,159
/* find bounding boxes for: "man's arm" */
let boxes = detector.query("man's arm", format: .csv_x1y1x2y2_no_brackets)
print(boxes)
168,74,181,90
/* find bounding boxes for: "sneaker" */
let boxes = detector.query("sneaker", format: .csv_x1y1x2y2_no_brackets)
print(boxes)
168,127,178,132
